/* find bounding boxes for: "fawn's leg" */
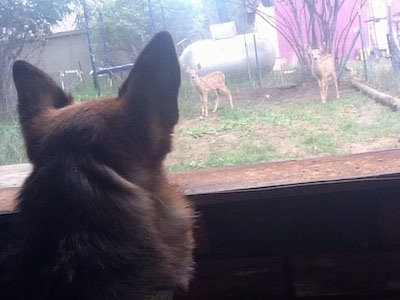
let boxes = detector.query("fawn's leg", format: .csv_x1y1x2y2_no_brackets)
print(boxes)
228,90,233,108
212,90,220,113
222,86,234,108
318,79,325,103
203,93,209,117
322,79,328,104
199,95,205,117
333,74,340,99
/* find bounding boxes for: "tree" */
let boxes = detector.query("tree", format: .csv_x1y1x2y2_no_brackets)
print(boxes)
88,0,208,64
203,0,252,34
0,0,73,116
254,0,367,71
90,0,150,62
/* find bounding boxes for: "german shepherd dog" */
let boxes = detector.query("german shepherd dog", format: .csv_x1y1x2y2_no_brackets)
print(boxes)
0,32,194,299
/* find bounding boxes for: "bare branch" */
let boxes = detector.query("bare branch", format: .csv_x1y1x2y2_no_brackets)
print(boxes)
255,0,368,73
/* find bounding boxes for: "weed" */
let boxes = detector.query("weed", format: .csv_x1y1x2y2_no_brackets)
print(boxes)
301,132,339,155
67,82,119,102
204,142,279,167
182,126,216,138
3,77,400,171
349,59,400,97
0,115,26,165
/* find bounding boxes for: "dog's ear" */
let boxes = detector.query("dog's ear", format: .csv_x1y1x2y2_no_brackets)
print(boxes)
119,31,180,156
13,61,74,163
13,60,73,124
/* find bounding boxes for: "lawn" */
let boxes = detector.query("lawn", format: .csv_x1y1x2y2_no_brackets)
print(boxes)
166,83,400,171
2,79,400,170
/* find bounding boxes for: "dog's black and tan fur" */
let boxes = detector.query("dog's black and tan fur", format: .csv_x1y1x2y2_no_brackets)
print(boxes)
0,32,195,299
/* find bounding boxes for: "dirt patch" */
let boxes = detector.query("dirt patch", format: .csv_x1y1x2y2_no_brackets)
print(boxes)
234,80,356,104
166,80,400,171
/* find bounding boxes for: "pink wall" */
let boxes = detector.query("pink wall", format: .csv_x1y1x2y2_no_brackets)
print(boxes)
272,0,400,66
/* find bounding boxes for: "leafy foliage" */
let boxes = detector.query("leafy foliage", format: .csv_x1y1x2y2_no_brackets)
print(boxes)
203,0,251,34
90,0,208,61
94,0,150,60
0,0,74,114
0,0,72,39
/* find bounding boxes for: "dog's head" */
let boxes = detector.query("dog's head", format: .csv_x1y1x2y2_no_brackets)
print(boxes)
13,32,180,189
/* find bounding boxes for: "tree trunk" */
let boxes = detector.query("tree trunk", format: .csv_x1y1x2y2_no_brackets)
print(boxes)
351,78,400,111
0,61,16,118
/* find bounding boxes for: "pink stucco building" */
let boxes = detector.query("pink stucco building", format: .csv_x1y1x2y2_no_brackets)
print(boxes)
255,0,400,69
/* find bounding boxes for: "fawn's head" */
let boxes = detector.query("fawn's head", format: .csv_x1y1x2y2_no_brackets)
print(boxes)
184,63,202,80
13,32,180,189
308,48,322,61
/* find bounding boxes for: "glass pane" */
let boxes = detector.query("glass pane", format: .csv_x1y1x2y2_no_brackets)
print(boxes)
1,0,400,171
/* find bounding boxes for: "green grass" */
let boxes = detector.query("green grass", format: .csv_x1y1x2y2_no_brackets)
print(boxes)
182,125,216,138
3,78,400,172
349,59,400,97
166,90,400,171
0,82,119,166
0,115,26,165
204,141,279,168
66,81,119,102
177,79,202,119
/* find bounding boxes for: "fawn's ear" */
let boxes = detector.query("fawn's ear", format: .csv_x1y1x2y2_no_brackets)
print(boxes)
13,60,73,124
119,31,180,155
